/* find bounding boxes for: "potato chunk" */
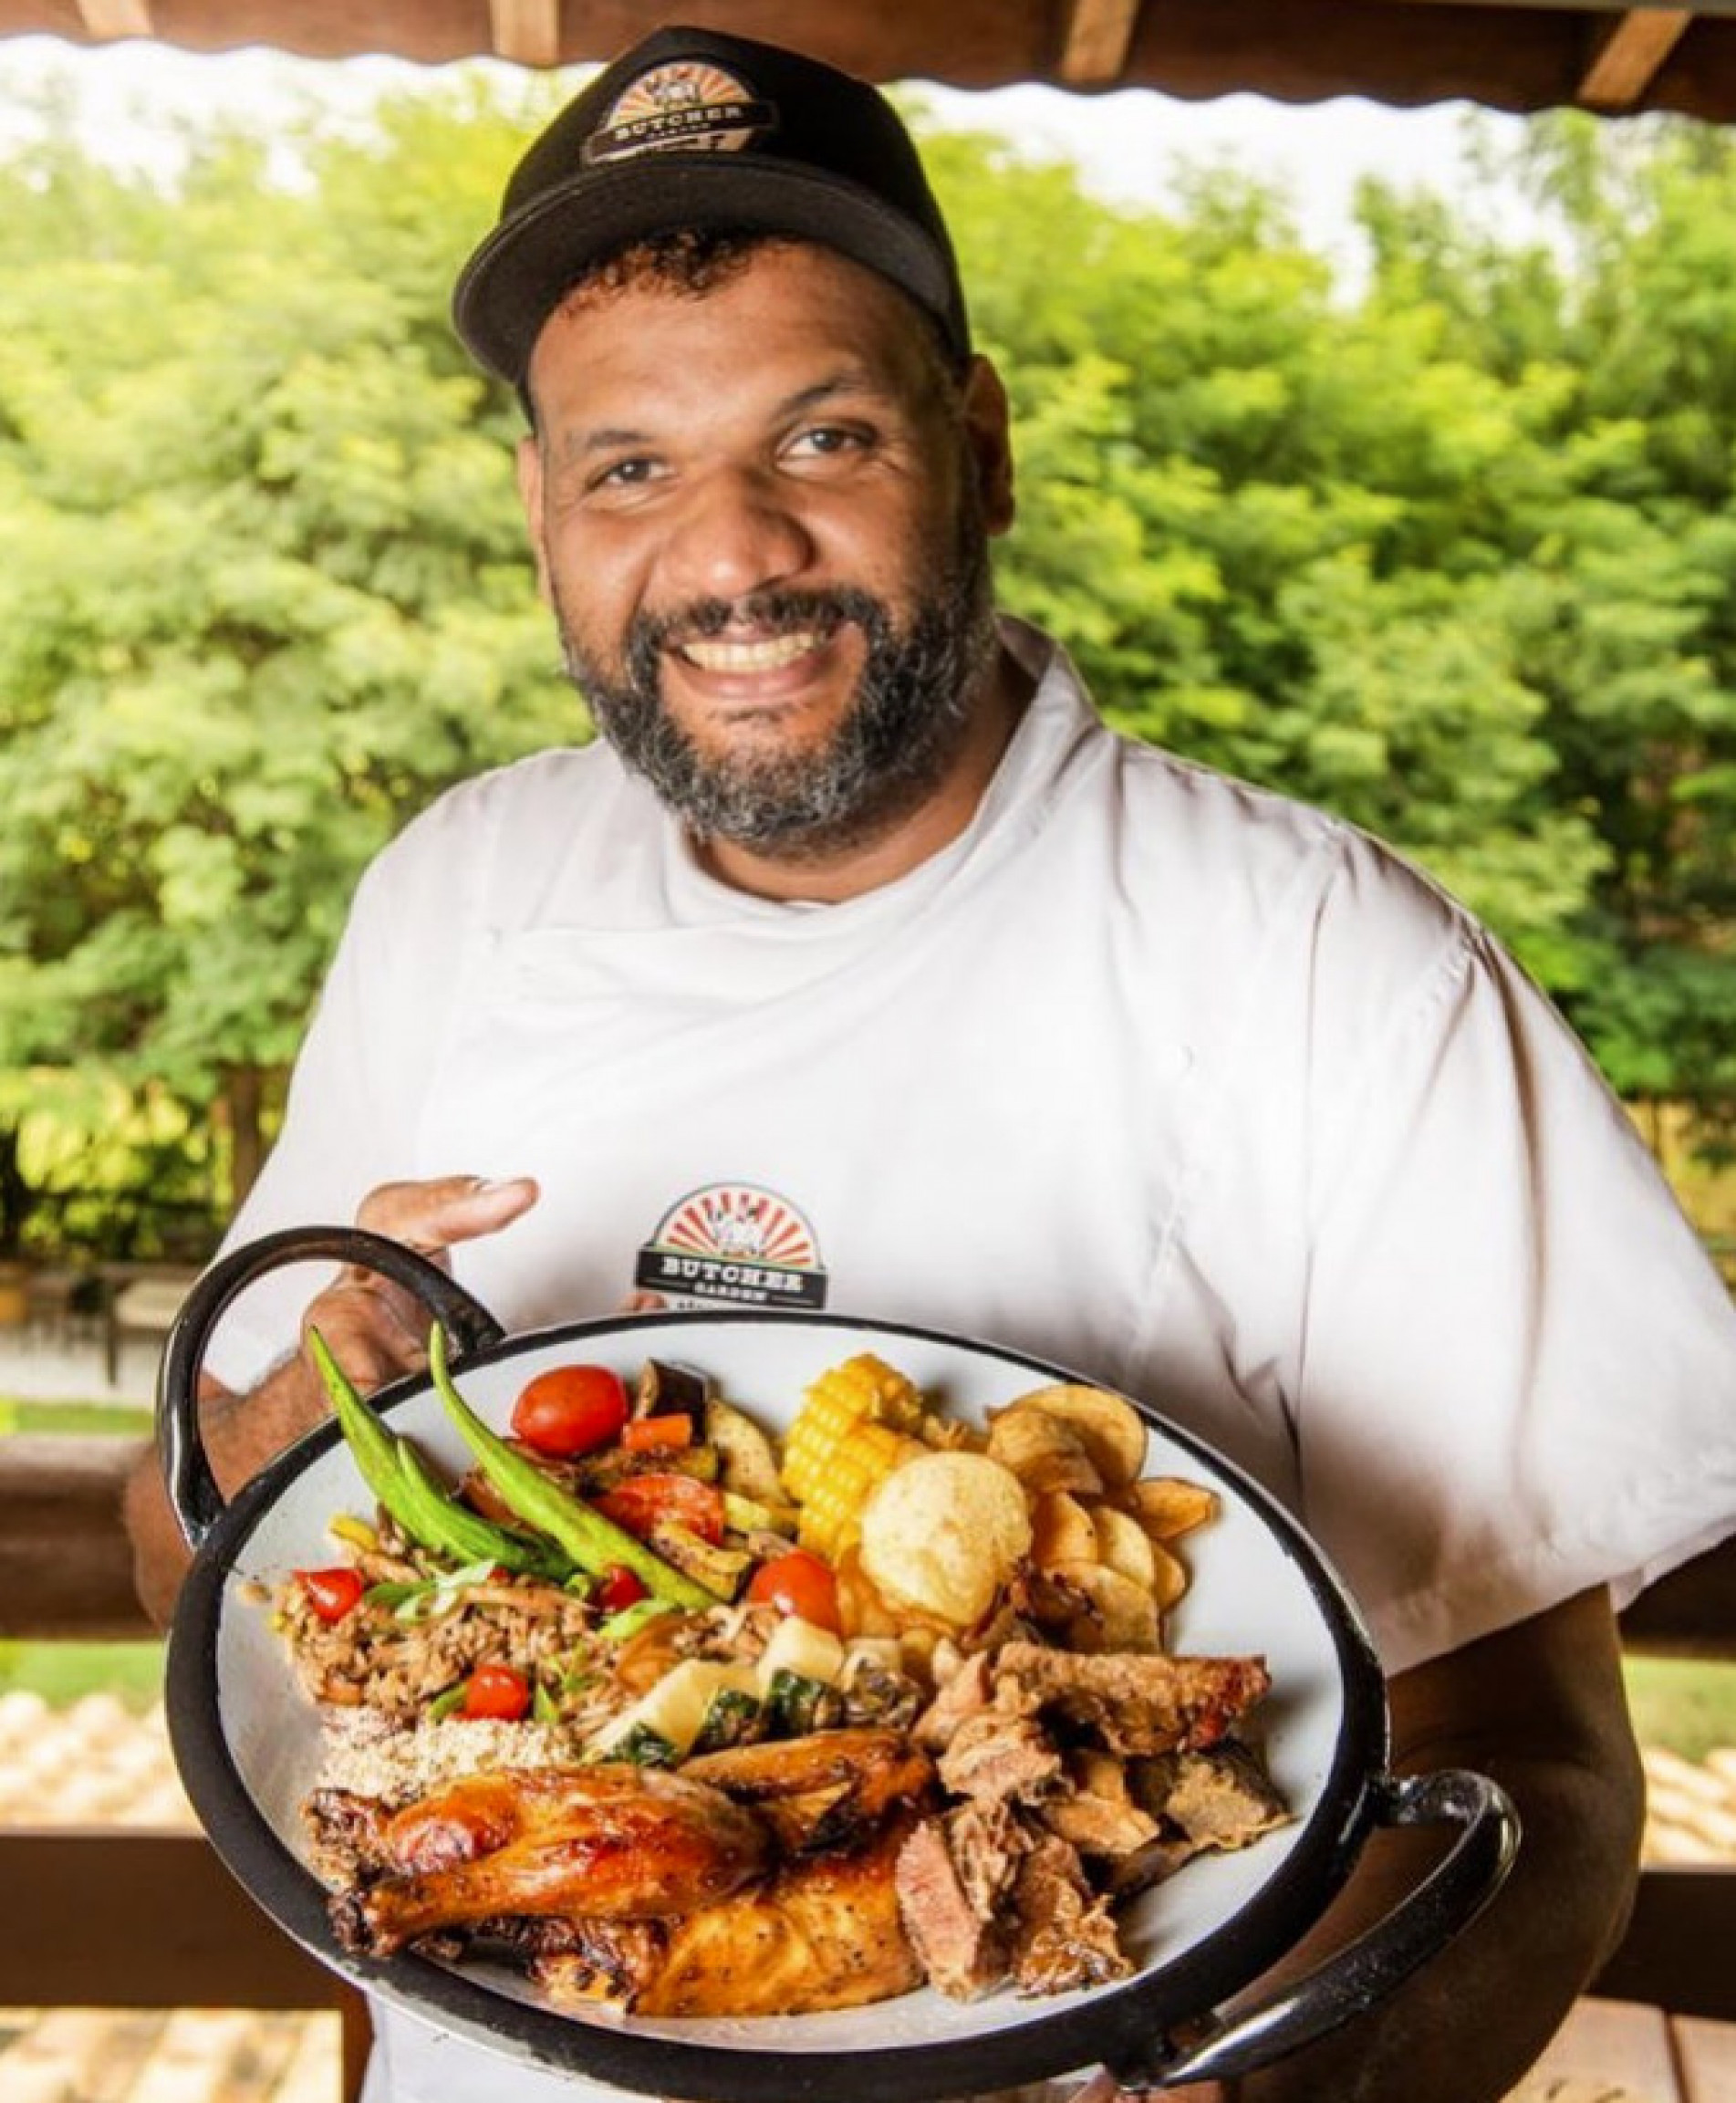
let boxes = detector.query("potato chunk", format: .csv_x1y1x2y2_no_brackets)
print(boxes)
859,1452,1033,1629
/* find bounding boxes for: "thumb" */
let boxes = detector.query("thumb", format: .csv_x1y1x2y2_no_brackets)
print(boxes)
356,1174,540,1257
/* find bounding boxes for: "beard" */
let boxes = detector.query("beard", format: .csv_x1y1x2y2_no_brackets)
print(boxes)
555,509,1000,861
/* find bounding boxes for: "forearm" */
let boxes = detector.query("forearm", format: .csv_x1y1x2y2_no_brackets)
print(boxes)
120,1171,542,1629
1217,1590,1645,2103
123,1354,329,1628
1232,1744,1639,2099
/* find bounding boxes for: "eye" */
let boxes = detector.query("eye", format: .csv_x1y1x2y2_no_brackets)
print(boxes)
588,454,663,495
785,422,872,463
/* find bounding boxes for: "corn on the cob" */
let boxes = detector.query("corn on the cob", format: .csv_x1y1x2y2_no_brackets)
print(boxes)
781,1353,924,1502
781,1353,926,1556
795,1419,924,1559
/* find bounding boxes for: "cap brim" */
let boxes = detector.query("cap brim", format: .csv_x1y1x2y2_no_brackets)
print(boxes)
452,155,962,387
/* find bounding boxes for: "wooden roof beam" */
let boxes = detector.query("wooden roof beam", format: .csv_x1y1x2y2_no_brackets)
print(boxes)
1057,0,1143,85
1578,7,1693,109
73,0,152,38
490,0,562,68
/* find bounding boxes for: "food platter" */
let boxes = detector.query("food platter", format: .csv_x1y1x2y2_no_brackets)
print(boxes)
161,1226,1516,2100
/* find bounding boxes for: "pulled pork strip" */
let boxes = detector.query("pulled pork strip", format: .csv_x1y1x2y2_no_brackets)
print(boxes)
913,1651,996,1752
1138,1743,1292,1850
937,1710,1064,1808
993,1642,1271,1756
1007,1831,1132,1996
1039,1745,1159,1858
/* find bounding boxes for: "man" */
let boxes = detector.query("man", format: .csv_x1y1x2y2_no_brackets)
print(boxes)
127,25,1736,2103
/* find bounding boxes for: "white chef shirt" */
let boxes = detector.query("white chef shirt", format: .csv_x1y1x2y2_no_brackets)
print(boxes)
212,616,1735,1678
218,615,1736,2103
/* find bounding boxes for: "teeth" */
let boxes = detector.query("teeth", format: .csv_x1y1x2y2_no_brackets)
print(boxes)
680,630,818,673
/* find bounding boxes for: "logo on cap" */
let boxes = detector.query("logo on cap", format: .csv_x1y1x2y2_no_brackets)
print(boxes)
586,61,777,165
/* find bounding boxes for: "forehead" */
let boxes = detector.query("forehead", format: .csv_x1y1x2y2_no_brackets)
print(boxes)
525,241,947,432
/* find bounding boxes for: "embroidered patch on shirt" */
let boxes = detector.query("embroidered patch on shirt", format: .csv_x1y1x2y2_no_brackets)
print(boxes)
635,1182,827,1309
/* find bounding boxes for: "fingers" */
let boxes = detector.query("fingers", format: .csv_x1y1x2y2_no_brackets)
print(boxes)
305,1173,540,1398
299,1271,429,1395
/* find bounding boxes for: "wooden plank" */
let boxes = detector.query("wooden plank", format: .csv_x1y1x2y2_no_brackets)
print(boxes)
0,1435,152,1640
1677,2013,1736,2103
1593,1869,1736,2023
488,0,560,68
0,1828,371,2098
0,1829,340,2009
1057,0,1142,84
72,0,151,36
1516,1995,1681,2095
271,2013,348,2103
1579,8,1693,110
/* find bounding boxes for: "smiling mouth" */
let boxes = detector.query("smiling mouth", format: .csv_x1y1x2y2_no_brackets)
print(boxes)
676,630,826,675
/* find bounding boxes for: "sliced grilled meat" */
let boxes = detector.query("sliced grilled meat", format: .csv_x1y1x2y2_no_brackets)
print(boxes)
993,1642,1271,1756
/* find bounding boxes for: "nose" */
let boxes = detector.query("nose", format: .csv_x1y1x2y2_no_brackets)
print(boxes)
657,464,815,609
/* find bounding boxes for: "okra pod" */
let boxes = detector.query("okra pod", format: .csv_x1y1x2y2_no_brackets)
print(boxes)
308,1326,557,1576
426,1325,718,1610
393,1436,570,1579
307,1326,430,1547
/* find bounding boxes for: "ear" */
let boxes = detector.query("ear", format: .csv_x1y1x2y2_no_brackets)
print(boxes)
515,432,554,603
960,355,1015,537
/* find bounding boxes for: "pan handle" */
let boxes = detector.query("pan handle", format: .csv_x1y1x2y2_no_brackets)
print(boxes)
157,1223,509,1552
1084,1765,1519,2095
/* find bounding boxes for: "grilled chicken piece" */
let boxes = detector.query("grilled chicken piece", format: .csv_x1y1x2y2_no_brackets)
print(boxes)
684,1725,936,1851
534,1813,926,2017
329,1764,768,1957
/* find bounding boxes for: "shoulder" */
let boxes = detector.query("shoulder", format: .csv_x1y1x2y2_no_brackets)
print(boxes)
1009,627,1481,1017
355,741,631,922
1107,733,1477,990
390,742,615,859
1019,627,1452,942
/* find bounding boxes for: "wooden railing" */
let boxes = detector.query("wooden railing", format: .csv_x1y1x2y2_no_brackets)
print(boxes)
1,1431,364,2098
2,1430,1732,2098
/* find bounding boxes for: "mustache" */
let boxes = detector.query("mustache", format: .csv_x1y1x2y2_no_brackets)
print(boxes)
629,588,886,667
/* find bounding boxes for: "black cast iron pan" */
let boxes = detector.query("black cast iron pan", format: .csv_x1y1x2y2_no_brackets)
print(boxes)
160,1224,1518,2100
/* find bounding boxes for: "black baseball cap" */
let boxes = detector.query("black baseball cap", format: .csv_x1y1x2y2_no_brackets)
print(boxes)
452,24,972,389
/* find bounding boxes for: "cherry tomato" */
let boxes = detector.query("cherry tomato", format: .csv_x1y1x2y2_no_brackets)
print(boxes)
746,1549,841,1633
296,1567,365,1624
596,1473,725,1545
510,1364,629,1457
461,1662,532,1722
595,1563,650,1613
620,1413,694,1453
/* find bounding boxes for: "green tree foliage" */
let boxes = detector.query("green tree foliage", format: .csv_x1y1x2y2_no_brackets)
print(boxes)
2,78,1734,1252
924,110,1736,1130
0,79,567,1234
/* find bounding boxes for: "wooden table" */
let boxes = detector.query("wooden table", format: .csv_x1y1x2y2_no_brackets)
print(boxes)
1508,1996,1736,2100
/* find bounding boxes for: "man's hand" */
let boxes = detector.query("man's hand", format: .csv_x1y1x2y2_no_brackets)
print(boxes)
122,1172,538,1626
295,1175,540,1395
